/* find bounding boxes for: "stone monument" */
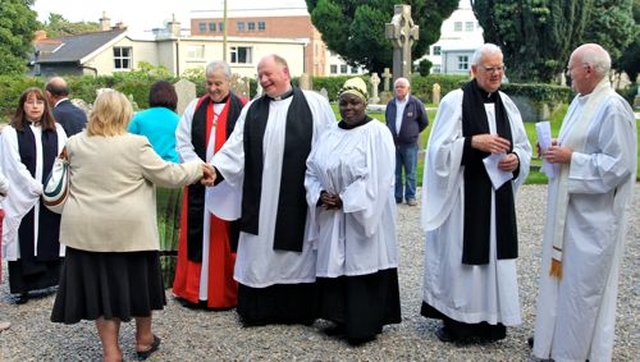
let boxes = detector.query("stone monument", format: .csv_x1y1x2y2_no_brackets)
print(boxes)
299,73,312,90
432,83,441,106
370,73,381,104
174,79,196,116
382,67,393,92
385,4,419,82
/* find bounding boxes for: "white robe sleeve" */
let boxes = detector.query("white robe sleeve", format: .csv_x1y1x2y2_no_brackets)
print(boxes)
1,127,45,260
341,123,395,237
175,99,202,163
567,97,637,194
420,90,466,231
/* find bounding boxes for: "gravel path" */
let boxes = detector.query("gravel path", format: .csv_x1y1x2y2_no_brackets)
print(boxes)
0,184,638,361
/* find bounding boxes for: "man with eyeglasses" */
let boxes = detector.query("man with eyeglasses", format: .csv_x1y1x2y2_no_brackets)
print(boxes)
531,43,637,361
419,43,532,343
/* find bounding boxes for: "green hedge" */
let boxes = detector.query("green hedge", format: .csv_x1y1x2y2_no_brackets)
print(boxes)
0,73,631,123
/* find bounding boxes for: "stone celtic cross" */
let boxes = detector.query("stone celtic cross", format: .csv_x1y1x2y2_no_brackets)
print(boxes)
385,4,419,81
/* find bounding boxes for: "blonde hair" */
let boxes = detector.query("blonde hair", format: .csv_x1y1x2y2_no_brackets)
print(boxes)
87,89,133,136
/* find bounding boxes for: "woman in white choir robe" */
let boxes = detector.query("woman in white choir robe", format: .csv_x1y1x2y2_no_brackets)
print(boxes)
305,77,401,345
0,87,67,305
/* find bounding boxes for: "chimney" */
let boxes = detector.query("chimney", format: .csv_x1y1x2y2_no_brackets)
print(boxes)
167,14,181,37
99,11,111,31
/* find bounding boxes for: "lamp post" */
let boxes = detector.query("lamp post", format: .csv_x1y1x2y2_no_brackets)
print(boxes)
223,0,228,61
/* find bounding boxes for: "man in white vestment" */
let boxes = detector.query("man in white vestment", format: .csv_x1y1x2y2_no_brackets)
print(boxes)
531,43,637,362
420,43,532,342
210,54,335,326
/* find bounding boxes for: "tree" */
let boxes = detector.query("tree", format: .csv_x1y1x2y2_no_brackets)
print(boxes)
0,0,39,75
306,0,459,75
616,0,640,82
40,13,100,37
582,0,636,70
471,0,592,83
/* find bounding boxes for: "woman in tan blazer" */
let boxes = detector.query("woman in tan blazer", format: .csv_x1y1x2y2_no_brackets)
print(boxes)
50,90,214,362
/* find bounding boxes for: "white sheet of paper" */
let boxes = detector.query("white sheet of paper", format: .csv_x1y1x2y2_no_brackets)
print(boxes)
482,152,512,189
535,121,556,178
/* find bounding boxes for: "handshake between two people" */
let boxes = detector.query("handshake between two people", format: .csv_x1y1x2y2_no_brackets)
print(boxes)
200,163,217,186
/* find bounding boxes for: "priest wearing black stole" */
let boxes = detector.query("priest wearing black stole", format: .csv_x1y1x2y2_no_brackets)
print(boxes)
210,54,335,326
173,60,246,309
419,43,532,342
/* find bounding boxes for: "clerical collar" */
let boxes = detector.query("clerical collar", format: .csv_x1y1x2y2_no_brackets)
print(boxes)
212,94,229,104
480,89,496,103
268,87,294,101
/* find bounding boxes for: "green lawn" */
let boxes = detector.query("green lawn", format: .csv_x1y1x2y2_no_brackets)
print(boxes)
332,103,640,185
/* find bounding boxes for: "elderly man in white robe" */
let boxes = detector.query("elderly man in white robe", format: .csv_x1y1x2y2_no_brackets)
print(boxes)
420,43,532,343
209,54,335,327
531,43,637,362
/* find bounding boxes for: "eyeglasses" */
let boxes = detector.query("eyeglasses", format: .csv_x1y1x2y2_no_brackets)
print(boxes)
566,63,589,73
480,65,506,74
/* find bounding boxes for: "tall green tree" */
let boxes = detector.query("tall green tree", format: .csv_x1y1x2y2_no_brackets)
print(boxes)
471,0,592,83
616,0,640,82
306,0,459,74
582,0,636,70
0,0,39,75
40,13,99,37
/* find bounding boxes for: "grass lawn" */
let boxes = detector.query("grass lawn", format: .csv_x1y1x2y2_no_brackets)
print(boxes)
332,103,640,186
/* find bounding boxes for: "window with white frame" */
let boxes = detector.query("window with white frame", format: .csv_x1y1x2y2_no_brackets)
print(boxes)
113,47,132,70
433,46,441,55
465,22,475,31
258,21,266,31
187,45,205,60
454,21,462,31
209,22,216,32
330,65,338,74
198,22,206,32
340,64,348,74
458,55,469,70
230,46,252,64
237,22,245,32
248,21,255,31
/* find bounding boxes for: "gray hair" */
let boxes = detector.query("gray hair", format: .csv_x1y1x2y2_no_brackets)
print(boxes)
577,43,611,78
205,60,232,80
471,43,503,66
394,77,410,88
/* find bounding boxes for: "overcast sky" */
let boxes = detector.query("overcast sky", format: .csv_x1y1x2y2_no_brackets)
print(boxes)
31,0,308,32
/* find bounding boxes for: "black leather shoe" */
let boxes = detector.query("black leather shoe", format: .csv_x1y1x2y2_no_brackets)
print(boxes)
14,293,28,305
435,326,456,343
136,335,161,360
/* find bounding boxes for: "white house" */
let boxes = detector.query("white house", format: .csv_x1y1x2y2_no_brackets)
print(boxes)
421,0,484,75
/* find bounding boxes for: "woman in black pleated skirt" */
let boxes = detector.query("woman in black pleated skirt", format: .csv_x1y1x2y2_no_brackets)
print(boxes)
50,89,210,362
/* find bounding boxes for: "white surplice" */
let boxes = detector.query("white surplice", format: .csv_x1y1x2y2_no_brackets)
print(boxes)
305,119,397,278
211,90,335,288
1,124,67,260
532,81,637,362
420,89,531,326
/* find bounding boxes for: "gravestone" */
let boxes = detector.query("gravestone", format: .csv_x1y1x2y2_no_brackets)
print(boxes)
299,73,312,90
319,87,329,101
370,73,381,104
432,83,441,106
70,98,91,116
382,68,393,92
238,77,251,99
174,79,196,116
230,74,241,95
385,4,419,82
